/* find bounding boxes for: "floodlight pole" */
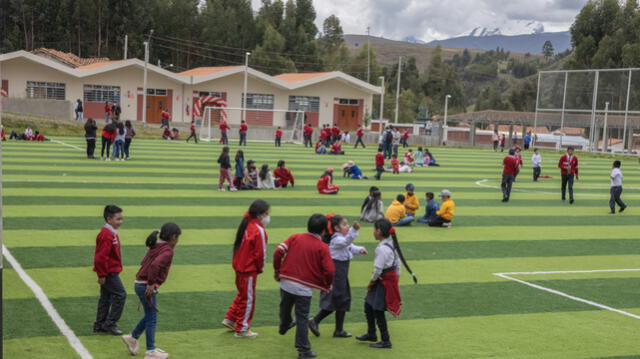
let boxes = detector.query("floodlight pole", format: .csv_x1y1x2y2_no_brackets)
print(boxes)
589,71,599,152
623,70,632,153
559,72,568,148
379,76,385,133
242,52,250,124
123,35,128,59
533,73,541,146
142,40,149,128
394,56,402,124
443,94,451,145
602,101,609,152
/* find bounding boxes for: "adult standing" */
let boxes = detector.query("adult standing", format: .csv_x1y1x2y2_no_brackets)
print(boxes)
501,149,519,202
84,118,97,159
303,123,313,148
273,214,335,359
219,119,229,145
492,131,499,152
383,127,393,159
355,125,366,149
239,120,248,146
75,99,84,122
392,128,401,157
113,103,122,122
425,120,433,136
558,147,579,204
524,132,532,150
609,160,627,214
124,120,136,160
500,134,506,152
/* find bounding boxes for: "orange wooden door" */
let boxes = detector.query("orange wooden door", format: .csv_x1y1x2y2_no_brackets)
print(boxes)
336,104,359,131
146,96,165,124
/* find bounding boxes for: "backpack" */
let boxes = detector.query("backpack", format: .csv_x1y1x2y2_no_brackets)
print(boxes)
384,131,393,143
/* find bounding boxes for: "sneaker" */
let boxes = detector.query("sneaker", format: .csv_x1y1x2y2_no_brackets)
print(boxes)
144,349,169,359
218,188,226,192
101,157,105,161
620,206,627,213
570,199,574,204
121,334,139,355
234,330,258,338
221,318,236,331
443,222,453,228
333,330,352,338
230,187,238,192
106,158,111,161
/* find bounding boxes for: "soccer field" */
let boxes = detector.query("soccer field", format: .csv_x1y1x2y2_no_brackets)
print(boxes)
2,137,640,359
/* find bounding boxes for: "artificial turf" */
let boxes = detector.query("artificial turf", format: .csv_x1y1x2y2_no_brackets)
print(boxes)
2,137,640,359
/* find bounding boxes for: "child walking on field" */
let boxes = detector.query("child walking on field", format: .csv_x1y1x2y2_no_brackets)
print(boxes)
122,222,182,359
218,146,237,191
309,215,367,338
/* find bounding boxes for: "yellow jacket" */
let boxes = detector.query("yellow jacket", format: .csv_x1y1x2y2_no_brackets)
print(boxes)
404,192,419,215
385,200,406,223
436,199,455,221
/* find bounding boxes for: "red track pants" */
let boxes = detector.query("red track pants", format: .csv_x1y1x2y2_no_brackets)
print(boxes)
225,272,258,332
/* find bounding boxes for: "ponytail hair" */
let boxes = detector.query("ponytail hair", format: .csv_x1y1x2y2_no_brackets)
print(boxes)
323,214,344,244
374,218,418,284
234,199,270,253
146,222,182,248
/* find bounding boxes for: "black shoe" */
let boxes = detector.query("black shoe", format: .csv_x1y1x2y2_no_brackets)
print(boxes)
279,320,296,335
103,325,123,336
501,198,507,202
369,341,392,349
620,206,627,213
356,333,377,342
298,351,317,358
308,318,320,337
609,211,615,214
93,326,107,334
333,330,352,338
570,199,574,204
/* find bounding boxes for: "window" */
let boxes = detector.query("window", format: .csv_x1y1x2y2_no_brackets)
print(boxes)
288,95,320,112
338,98,359,105
199,91,222,98
26,81,65,100
83,84,121,103
242,93,274,110
146,88,167,96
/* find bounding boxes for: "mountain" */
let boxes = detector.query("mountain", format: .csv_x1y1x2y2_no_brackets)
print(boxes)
426,31,571,54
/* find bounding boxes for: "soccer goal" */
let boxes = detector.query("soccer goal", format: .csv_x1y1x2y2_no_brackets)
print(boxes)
200,106,305,143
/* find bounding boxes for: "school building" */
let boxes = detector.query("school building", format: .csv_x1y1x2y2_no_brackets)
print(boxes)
0,49,381,131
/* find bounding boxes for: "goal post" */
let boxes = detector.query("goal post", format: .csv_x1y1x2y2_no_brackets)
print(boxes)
200,106,305,143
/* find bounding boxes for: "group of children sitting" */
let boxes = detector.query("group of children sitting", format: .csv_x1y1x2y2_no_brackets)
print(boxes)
161,127,180,140
217,146,295,191
373,146,440,179
4,126,47,141
360,185,456,228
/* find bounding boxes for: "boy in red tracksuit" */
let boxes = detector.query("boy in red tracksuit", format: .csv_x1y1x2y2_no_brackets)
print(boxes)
317,168,339,194
93,205,126,335
375,148,385,180
223,200,270,338
401,130,409,148
355,125,366,148
332,125,341,143
501,149,520,202
558,146,579,204
275,127,283,147
303,123,313,147
274,214,335,359
219,119,229,144
186,120,198,143
239,120,248,146
274,160,295,188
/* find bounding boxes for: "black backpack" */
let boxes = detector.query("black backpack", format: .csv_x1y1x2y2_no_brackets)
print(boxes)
384,130,393,143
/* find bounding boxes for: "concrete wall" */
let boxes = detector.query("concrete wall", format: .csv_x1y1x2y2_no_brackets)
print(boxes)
2,97,72,120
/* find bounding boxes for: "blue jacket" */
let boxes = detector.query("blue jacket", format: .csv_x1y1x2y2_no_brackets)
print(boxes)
348,164,363,179
235,158,245,178
424,200,440,220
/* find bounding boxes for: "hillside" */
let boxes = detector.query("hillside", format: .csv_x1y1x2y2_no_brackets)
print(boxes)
427,31,571,54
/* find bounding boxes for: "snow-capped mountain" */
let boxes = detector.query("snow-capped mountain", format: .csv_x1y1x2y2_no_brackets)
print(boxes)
463,21,545,38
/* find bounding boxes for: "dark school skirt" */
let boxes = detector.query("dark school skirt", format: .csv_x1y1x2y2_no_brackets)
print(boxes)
319,259,351,312
365,267,395,312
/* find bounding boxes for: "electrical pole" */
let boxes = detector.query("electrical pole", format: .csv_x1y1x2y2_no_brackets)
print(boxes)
142,40,149,127
123,35,128,60
443,94,451,145
367,26,371,83
394,56,402,124
242,52,250,125
379,76,385,132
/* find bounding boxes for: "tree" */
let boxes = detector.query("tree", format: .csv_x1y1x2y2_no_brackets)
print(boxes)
542,40,554,59
250,23,296,75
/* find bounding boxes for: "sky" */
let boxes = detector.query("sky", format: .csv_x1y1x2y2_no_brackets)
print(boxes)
251,0,587,41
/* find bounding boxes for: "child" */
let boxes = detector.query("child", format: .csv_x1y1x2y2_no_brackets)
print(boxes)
514,146,523,180
243,160,258,190
239,120,248,146
354,125,365,148
171,128,180,140
219,119,229,145
234,150,245,189
112,122,126,161
101,123,115,160
500,134,506,152
121,222,181,359
401,130,409,148
403,149,414,167
124,120,136,160
398,161,413,173
417,192,440,224
186,120,198,143
403,184,419,217
330,141,344,155
275,127,283,147
93,205,126,335
342,160,366,179
361,186,380,214
257,164,277,189
532,148,542,182
303,123,313,148
217,146,237,191
609,160,627,214
390,155,400,174
162,128,172,140
84,118,98,159
492,131,500,151
385,194,413,226
361,190,384,223
223,200,270,337
317,168,339,194
309,215,367,338
414,147,425,167
274,160,295,188
316,141,327,154
33,131,47,142
429,190,455,228
356,219,410,349
375,147,385,180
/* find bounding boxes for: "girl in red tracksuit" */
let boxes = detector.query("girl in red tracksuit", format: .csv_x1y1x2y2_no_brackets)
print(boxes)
101,123,116,160
223,199,271,338
317,168,339,194
275,127,283,147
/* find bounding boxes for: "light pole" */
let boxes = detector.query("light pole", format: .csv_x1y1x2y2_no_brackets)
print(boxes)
366,26,371,83
394,56,402,124
602,101,609,152
142,40,149,127
443,94,451,145
242,52,250,125
379,76,385,132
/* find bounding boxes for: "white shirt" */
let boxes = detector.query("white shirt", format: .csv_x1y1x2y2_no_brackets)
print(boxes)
392,131,401,145
531,153,542,168
610,168,623,187
371,238,399,280
329,228,365,261
257,171,276,189
114,128,126,142
426,121,433,129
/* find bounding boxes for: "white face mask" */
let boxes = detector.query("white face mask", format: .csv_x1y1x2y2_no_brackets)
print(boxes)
260,215,271,226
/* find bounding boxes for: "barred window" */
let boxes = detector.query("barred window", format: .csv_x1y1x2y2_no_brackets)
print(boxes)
147,88,167,96
242,93,274,109
83,84,121,103
339,98,359,105
199,91,222,98
26,81,65,100
288,95,320,112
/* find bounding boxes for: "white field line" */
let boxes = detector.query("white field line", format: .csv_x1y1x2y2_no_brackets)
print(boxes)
2,245,93,358
49,138,83,151
494,269,640,320
476,179,640,198
2,179,214,185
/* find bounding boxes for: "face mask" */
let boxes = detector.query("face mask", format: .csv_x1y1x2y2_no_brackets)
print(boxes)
260,215,271,226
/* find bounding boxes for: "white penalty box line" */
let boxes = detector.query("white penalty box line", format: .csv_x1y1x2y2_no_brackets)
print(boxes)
494,269,640,320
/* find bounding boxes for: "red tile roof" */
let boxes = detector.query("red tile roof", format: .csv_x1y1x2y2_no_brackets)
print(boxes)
32,48,110,68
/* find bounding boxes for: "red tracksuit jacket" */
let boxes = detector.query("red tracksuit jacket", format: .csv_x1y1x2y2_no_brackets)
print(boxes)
304,126,313,136
135,242,174,287
93,225,123,278
502,156,520,175
357,128,363,137
274,167,295,187
273,233,335,292
375,153,384,167
276,129,283,138
558,154,579,175
219,121,229,132
316,175,333,192
233,219,268,274
239,123,248,133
